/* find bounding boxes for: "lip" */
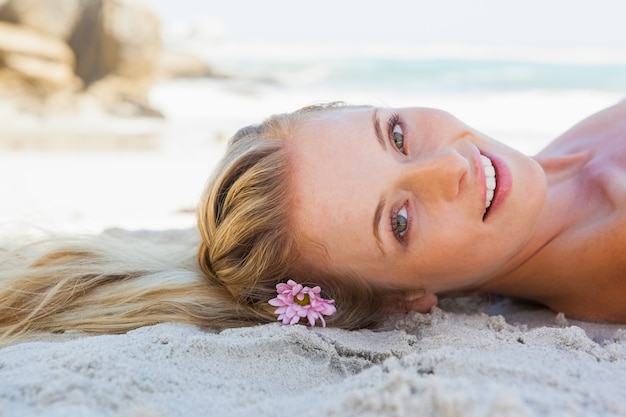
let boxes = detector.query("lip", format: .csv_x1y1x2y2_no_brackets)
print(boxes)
480,150,511,221
472,146,487,217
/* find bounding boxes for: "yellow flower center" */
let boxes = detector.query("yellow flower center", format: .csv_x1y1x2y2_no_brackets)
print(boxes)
294,293,310,306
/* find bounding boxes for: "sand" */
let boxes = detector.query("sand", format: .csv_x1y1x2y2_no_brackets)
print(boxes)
1,85,625,417
1,296,625,417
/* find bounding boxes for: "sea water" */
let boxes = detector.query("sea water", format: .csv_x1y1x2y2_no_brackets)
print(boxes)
150,39,626,155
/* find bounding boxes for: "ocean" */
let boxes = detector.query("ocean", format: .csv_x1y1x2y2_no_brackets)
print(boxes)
297,57,626,93
150,39,625,156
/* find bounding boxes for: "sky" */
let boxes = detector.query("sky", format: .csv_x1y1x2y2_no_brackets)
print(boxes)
143,0,626,47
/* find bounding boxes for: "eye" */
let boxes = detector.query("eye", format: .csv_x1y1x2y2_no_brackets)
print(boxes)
392,124,404,151
387,113,405,153
391,205,409,241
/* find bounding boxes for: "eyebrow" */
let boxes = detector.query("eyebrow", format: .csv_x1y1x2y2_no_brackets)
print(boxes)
372,108,387,151
372,196,386,256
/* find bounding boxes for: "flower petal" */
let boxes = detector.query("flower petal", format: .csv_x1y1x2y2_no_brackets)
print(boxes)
268,297,284,307
271,279,336,326
274,306,288,314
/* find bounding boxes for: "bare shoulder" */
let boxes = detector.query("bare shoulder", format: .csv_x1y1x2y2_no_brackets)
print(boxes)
562,99,626,139
538,99,626,157
542,212,626,323
533,99,626,322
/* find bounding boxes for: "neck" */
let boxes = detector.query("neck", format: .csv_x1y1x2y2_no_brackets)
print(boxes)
535,151,591,184
530,151,592,237
476,151,592,298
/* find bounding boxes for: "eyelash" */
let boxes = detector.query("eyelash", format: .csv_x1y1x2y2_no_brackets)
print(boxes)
386,112,410,243
386,112,404,153
390,201,411,244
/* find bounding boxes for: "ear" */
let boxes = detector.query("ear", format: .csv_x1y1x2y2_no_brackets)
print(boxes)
405,293,438,313
387,292,438,314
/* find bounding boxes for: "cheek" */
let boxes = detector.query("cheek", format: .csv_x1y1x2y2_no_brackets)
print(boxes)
416,205,476,247
413,215,496,276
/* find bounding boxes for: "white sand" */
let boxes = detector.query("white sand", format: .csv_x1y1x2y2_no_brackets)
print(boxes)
1,86,625,416
1,298,625,417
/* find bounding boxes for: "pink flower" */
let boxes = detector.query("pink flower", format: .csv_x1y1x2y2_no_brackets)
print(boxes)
268,279,336,327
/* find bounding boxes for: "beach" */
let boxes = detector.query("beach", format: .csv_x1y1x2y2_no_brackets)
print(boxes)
1,82,626,416
1,296,625,416
2,6,626,415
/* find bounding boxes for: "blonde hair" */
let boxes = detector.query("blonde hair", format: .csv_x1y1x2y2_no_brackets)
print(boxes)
0,103,393,347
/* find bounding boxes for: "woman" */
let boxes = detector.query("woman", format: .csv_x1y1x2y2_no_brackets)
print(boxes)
1,99,625,346
278,100,626,324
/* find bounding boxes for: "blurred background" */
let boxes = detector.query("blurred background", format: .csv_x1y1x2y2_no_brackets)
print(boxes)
0,0,625,233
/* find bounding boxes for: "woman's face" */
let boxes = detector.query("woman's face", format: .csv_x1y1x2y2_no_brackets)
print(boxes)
288,107,546,295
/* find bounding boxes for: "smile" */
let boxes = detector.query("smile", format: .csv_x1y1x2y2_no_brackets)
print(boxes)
481,154,497,213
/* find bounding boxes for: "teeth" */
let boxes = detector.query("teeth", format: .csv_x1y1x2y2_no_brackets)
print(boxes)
481,155,496,209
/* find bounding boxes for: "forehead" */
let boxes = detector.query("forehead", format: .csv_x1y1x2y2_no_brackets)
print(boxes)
297,106,371,137
288,107,385,273
290,106,375,201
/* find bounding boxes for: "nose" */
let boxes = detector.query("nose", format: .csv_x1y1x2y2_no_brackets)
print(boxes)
401,149,468,201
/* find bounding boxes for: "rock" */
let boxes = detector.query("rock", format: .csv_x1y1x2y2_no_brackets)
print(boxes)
69,0,161,85
0,21,81,93
0,21,74,64
68,0,162,116
156,50,214,79
0,0,82,41
87,74,163,117
0,0,164,118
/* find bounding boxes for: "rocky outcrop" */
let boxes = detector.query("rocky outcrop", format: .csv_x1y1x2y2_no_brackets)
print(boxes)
0,0,163,117
157,50,215,80
0,21,81,94
0,0,82,41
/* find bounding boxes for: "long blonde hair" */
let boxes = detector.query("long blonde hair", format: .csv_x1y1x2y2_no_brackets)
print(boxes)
0,103,392,347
